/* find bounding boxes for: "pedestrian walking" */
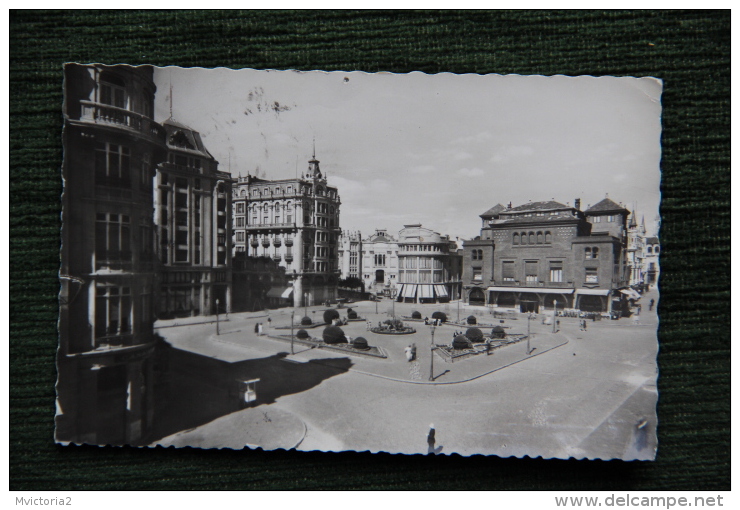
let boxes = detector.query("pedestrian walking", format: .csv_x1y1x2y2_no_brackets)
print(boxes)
427,424,436,454
583,319,587,331
258,323,263,336
254,323,259,334
404,345,413,362
649,298,655,311
411,343,417,361
366,320,372,331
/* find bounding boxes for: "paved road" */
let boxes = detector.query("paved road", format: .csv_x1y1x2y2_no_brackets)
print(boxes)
155,290,659,460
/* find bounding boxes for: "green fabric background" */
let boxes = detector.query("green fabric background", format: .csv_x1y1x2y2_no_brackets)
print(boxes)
10,10,730,490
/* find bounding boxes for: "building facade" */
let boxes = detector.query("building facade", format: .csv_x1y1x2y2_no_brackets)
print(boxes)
58,64,168,445
360,229,400,298
154,119,233,318
338,230,363,281
462,197,630,313
644,236,661,287
626,212,647,287
396,224,462,303
232,154,341,308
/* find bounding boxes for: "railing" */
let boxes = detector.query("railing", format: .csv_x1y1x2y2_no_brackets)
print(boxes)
79,101,166,142
272,254,282,262
248,222,297,229
94,333,136,349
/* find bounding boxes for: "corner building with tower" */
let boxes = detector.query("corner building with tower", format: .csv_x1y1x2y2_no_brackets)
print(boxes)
232,154,341,308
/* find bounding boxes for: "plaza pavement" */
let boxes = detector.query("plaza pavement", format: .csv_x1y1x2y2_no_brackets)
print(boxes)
153,291,659,459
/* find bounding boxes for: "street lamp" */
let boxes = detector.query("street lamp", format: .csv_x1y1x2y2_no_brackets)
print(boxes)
552,299,558,333
215,298,220,336
429,325,436,382
290,310,295,355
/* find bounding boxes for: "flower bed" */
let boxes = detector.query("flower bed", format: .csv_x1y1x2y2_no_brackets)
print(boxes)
435,334,528,362
370,326,417,335
271,334,387,358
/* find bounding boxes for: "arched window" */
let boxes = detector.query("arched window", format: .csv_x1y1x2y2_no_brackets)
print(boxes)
592,247,599,259
241,189,246,196
545,231,552,243
537,231,543,244
647,246,652,254
521,232,527,245
655,246,660,253
585,247,592,259
529,232,535,244
513,233,519,245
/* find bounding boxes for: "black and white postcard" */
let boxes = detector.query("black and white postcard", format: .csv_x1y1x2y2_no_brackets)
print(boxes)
58,65,661,460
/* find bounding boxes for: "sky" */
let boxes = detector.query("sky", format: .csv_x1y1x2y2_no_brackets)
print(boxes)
154,67,663,240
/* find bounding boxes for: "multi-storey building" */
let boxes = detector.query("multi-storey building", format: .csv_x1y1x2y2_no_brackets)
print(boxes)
462,197,630,313
232,153,341,307
644,236,660,288
154,119,232,318
360,229,399,297
396,224,462,303
58,64,168,445
338,230,363,281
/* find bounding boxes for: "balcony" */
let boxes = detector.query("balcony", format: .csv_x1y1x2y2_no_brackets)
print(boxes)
77,101,166,144
272,254,282,262
247,222,297,230
284,238,294,246
285,255,294,263
261,239,271,247
273,238,282,247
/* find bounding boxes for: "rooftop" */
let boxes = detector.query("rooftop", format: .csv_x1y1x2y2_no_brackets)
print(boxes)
585,197,629,214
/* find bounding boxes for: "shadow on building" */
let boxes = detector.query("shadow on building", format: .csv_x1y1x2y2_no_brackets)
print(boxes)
149,342,352,442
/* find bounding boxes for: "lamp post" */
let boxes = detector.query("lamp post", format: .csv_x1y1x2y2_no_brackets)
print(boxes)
375,297,378,315
304,292,308,318
429,325,436,381
552,299,558,333
290,311,295,355
215,298,220,336
457,298,460,323
527,312,532,355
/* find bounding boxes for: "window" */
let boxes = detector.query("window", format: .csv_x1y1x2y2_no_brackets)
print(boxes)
472,269,482,282
607,215,614,222
647,246,653,254
549,262,563,282
95,143,130,187
529,232,535,244
525,261,538,284
419,257,432,269
585,268,598,284
95,284,131,339
537,232,543,244
95,213,130,265
236,203,244,214
375,254,386,266
655,246,660,254
406,258,416,269
100,76,126,109
236,217,245,227
471,249,483,260
520,232,528,245
585,246,599,259
502,261,515,282
236,232,245,242
545,231,552,244
593,216,601,223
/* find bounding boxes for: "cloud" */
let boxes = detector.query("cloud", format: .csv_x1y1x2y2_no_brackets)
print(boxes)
453,151,473,161
458,167,485,177
409,165,436,174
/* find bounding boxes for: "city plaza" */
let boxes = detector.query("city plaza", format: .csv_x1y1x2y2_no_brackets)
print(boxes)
152,290,658,460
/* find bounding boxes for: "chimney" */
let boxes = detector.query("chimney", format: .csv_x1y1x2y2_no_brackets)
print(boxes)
574,198,581,210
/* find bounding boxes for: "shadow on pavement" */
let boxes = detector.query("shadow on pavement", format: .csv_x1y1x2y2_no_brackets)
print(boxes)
150,342,353,442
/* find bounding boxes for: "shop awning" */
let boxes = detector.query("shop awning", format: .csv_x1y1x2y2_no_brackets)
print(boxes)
575,288,611,296
434,285,448,297
486,286,574,294
267,287,289,298
620,288,641,300
418,285,433,299
281,287,294,299
396,284,405,298
402,284,417,298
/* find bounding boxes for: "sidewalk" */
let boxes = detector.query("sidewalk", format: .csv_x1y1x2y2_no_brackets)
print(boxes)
152,406,306,450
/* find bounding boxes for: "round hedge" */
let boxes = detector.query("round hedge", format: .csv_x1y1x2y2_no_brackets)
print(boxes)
411,311,422,319
467,315,477,325
322,325,347,344
300,316,313,326
296,329,310,339
323,309,341,324
491,325,506,339
466,327,484,342
431,311,447,323
352,337,370,350
347,310,358,319
452,335,472,350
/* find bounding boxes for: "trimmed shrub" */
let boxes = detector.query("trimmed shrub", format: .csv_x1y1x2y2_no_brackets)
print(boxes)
466,327,484,342
384,318,405,329
296,329,310,339
300,316,313,326
431,311,447,323
452,335,472,350
352,337,370,350
411,311,422,319
347,310,358,319
467,315,477,325
323,309,341,324
322,325,347,344
491,325,506,339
